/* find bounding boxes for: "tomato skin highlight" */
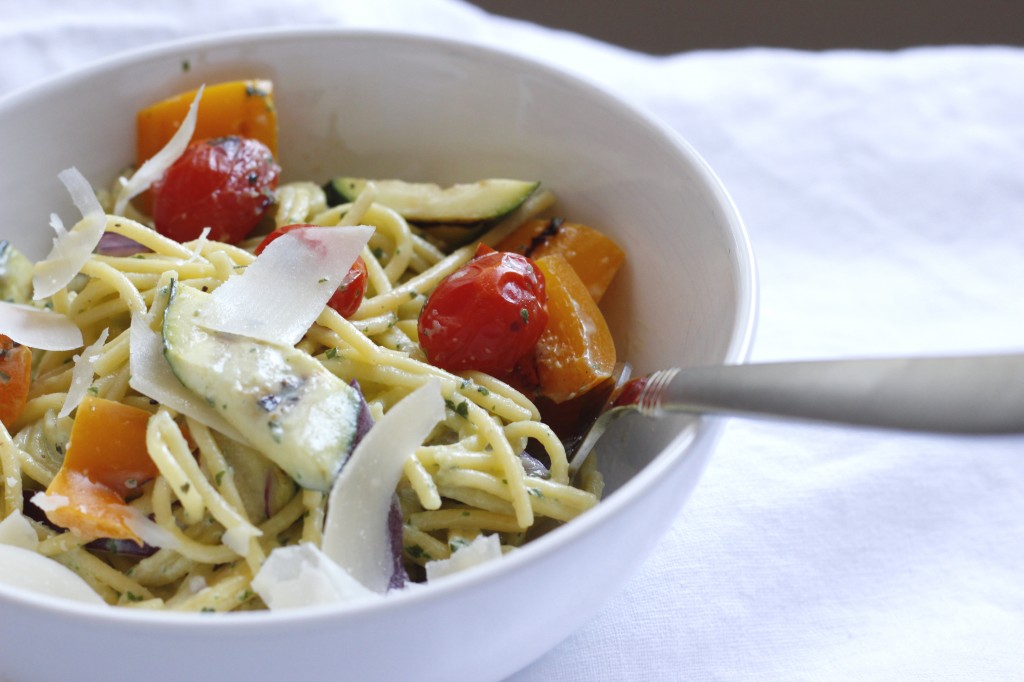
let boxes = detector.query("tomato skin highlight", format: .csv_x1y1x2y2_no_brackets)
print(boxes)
255,224,369,318
418,246,548,375
152,136,280,244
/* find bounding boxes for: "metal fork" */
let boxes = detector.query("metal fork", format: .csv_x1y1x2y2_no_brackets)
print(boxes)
568,354,1024,478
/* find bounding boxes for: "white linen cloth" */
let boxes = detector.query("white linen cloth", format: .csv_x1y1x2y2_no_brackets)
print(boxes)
3,1,1023,679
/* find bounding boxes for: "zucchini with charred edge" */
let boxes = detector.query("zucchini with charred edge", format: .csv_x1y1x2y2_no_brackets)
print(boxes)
323,177,539,224
162,281,362,491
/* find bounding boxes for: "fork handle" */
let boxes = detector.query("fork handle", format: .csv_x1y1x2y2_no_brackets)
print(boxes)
643,354,1024,433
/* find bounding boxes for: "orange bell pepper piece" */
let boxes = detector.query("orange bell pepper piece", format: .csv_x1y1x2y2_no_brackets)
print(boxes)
0,335,32,429
497,218,624,303
45,469,149,543
530,254,616,403
42,396,157,542
136,79,278,166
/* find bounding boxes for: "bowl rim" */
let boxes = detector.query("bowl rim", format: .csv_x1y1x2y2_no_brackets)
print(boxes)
0,25,759,627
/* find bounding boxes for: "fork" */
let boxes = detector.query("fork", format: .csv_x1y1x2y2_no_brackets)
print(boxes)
567,354,1024,478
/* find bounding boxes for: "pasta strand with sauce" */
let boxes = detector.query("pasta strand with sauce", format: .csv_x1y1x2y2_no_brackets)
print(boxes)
0,179,602,611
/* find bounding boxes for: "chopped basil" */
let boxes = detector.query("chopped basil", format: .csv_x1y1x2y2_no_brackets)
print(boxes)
445,399,470,418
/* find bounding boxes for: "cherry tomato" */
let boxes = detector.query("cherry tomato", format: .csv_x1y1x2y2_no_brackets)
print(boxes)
418,244,548,374
327,256,369,318
152,135,280,244
255,224,369,318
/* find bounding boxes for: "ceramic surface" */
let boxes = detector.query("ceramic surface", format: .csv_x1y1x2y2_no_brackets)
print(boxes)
0,29,756,682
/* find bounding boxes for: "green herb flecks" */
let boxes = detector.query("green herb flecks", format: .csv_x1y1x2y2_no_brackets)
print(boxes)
406,544,429,559
445,399,470,419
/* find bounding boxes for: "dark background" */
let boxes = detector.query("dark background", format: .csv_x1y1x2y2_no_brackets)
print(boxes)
468,0,1024,53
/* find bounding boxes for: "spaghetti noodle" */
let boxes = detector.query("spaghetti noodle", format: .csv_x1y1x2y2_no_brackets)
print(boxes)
0,176,606,612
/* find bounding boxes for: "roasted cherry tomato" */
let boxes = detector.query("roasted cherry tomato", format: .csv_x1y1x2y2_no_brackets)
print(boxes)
418,244,547,375
327,256,369,318
255,224,368,318
152,135,280,244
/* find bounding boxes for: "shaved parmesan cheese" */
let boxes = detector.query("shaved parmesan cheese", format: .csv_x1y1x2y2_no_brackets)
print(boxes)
0,510,39,551
185,226,211,263
322,379,445,593
0,301,83,350
32,167,106,300
49,213,66,236
124,514,179,551
29,492,68,512
252,543,379,611
425,533,503,582
0,544,107,606
127,312,245,442
59,327,109,418
200,225,374,346
113,85,203,216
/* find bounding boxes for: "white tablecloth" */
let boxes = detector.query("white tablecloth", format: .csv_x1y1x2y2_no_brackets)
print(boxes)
4,1,1023,680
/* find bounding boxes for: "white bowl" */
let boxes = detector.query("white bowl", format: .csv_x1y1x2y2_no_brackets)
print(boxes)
0,29,756,682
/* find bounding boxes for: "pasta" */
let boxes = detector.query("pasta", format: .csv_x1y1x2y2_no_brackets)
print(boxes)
0,176,607,612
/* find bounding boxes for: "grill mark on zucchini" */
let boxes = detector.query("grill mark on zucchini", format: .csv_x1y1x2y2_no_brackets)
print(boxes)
161,281,362,491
